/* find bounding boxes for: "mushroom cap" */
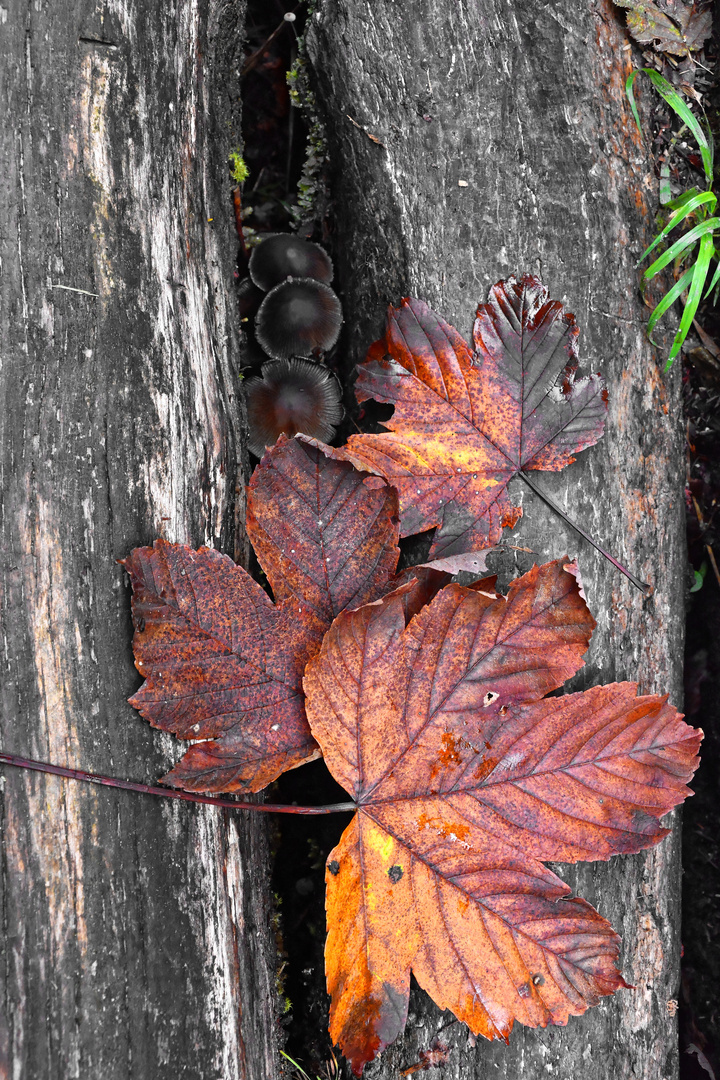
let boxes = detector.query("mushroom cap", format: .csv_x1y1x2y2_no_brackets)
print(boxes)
238,276,265,320
249,233,333,291
244,358,343,457
255,277,343,360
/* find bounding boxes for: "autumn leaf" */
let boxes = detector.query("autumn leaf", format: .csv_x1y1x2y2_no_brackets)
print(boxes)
614,0,712,56
339,276,607,558
303,559,701,1075
246,434,400,624
124,437,399,793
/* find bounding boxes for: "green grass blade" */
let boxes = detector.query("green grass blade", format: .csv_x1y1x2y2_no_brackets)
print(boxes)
704,256,720,298
641,69,714,186
637,191,717,266
665,187,701,212
625,71,643,140
647,266,694,338
690,562,708,593
659,159,673,206
280,1051,313,1080
665,232,715,369
644,217,720,279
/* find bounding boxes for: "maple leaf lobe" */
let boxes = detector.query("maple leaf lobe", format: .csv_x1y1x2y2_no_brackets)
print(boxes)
124,539,320,794
246,434,400,624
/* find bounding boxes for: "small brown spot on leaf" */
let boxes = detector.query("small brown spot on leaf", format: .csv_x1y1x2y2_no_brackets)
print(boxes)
474,757,499,782
439,731,462,766
328,860,340,876
388,865,403,883
532,973,545,986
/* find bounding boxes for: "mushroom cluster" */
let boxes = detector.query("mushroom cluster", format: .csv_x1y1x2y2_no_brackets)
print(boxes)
241,234,344,457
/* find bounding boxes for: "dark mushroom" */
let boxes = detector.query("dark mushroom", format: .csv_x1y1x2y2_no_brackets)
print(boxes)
249,233,333,291
244,358,343,456
237,276,265,320
255,277,343,360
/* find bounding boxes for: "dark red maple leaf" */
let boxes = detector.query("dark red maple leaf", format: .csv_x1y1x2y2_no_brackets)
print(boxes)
124,437,399,793
339,275,607,558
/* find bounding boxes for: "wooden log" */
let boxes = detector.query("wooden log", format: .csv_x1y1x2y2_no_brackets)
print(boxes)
0,1,281,1077
306,1,685,1076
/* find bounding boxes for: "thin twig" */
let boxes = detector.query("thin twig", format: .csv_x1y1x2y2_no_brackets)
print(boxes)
519,471,651,594
51,284,100,297
242,7,300,77
0,752,356,815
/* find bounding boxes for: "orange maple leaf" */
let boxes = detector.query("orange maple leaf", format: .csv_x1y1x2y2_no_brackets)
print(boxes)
303,560,701,1075
341,275,607,558
124,436,399,793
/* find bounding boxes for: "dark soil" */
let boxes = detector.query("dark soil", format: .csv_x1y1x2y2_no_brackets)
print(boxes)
680,321,720,1080
682,572,720,1080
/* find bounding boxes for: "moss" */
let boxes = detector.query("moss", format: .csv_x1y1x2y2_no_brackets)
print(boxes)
286,49,328,228
228,148,249,184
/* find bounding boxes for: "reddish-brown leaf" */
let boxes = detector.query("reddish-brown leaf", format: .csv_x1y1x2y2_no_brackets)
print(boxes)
246,434,400,624
124,540,321,793
125,438,400,793
303,560,701,1075
340,276,607,558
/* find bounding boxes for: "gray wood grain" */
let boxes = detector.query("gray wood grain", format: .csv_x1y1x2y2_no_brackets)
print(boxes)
0,1,281,1077
307,1,685,1076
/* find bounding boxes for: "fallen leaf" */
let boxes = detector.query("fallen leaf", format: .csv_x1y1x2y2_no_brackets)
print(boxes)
419,545,535,576
124,540,321,792
246,434,400,624
614,0,712,56
125,437,399,793
339,276,607,558
303,559,701,1075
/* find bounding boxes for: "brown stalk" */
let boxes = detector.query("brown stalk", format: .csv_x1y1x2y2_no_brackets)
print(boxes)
519,471,651,594
0,752,355,815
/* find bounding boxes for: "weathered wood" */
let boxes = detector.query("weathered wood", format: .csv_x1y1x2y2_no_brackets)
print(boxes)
307,1,685,1076
0,1,281,1077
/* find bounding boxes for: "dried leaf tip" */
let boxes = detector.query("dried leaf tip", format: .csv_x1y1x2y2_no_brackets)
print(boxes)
249,233,334,291
245,358,343,457
255,277,343,360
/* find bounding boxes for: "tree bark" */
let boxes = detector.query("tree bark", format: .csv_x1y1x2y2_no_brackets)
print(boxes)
307,1,685,1077
0,1,281,1077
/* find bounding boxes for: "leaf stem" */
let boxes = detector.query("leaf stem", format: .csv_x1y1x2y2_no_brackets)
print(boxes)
518,472,651,594
0,752,356,815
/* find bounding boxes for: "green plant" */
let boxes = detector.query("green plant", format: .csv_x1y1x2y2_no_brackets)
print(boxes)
690,559,708,593
287,54,328,226
626,68,718,369
228,148,249,184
